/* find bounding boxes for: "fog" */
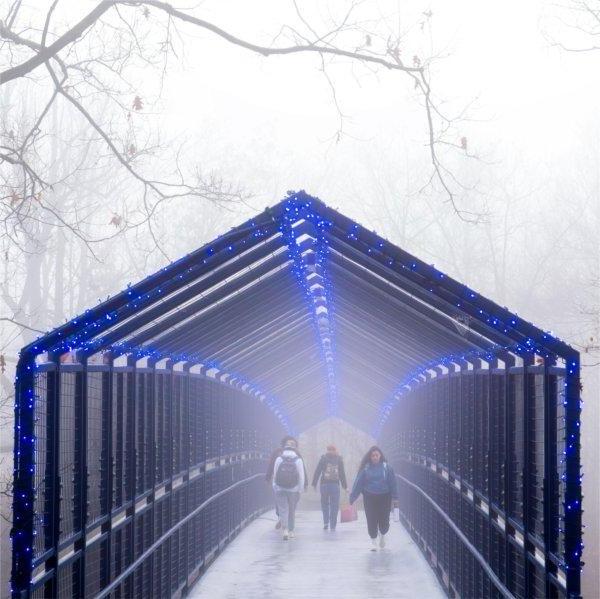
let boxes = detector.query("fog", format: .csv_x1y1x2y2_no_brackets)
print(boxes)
1,0,598,595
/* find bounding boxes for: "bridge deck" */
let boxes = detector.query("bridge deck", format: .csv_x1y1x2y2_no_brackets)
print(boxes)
189,509,445,598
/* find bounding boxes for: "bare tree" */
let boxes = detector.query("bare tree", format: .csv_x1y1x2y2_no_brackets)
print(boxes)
543,1,600,364
544,1,600,52
0,0,477,230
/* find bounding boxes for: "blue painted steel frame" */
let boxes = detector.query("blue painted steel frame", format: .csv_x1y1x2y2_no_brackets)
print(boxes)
14,355,283,598
11,191,582,598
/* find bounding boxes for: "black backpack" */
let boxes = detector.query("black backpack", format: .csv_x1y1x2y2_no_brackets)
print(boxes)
275,455,299,488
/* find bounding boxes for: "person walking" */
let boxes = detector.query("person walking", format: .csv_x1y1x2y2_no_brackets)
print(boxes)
311,445,347,531
272,440,305,540
266,435,308,529
349,446,398,551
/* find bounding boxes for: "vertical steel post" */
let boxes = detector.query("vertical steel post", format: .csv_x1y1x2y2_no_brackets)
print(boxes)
456,359,467,597
564,356,582,597
126,354,136,596
165,359,174,597
76,353,88,598
47,357,60,599
501,352,515,591
182,363,190,594
522,354,533,599
105,353,114,590
543,356,557,598
11,352,37,599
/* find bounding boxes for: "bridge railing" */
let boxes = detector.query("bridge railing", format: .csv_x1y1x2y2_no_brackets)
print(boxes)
13,354,284,599
383,360,580,599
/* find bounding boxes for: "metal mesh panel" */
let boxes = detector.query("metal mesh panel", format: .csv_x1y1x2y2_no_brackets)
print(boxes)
383,365,570,599
474,373,489,495
508,372,525,522
556,374,566,560
172,375,183,475
84,538,108,597
31,582,52,599
508,542,526,596
110,521,132,580
133,510,153,598
155,373,165,484
461,373,475,487
56,559,77,599
87,370,108,525
527,373,545,541
489,372,506,510
135,372,154,495
111,372,129,509
58,371,78,543
19,364,283,598
33,370,50,558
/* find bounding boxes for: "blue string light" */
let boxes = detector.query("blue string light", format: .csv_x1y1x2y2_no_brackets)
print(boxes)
374,343,583,584
280,196,339,417
11,190,583,594
110,342,294,433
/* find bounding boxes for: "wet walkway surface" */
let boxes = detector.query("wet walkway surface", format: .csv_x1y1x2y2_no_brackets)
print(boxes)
189,509,445,598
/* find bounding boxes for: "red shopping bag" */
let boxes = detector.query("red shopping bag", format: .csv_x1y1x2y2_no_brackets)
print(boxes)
340,502,358,523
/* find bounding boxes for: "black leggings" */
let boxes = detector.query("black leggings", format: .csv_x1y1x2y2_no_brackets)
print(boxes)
363,492,392,539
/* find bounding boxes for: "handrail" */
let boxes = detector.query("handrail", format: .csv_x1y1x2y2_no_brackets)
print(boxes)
95,472,265,599
396,473,515,599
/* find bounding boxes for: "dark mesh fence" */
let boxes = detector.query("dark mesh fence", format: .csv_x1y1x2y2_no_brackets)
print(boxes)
25,359,283,599
382,362,570,599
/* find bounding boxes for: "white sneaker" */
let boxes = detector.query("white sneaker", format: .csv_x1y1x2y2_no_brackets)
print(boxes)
379,533,386,548
370,538,378,551
289,531,295,539
283,530,289,541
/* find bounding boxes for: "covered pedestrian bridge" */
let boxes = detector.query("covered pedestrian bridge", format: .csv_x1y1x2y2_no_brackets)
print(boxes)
11,191,582,598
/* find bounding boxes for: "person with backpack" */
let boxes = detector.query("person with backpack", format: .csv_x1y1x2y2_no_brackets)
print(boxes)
272,440,305,540
311,445,347,531
266,436,308,530
349,446,398,551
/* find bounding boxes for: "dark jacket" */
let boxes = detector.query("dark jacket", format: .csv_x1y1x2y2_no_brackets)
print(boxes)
312,453,347,489
266,447,308,489
349,461,398,504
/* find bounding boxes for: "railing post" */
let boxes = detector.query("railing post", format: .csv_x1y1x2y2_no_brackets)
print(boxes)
181,362,190,595
501,352,515,592
74,352,87,598
456,359,467,598
564,356,582,597
47,355,60,599
543,356,557,598
11,352,37,599
103,352,114,591
483,357,492,596
125,354,136,596
522,353,533,599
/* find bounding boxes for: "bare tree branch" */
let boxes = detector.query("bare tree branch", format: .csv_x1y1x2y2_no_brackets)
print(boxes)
545,0,600,52
0,2,115,85
0,316,44,333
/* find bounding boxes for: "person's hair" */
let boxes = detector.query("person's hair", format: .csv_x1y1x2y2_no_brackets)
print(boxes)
281,435,297,448
358,446,386,471
326,444,336,453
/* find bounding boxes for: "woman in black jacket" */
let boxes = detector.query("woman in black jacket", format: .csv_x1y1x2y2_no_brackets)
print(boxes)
312,445,347,531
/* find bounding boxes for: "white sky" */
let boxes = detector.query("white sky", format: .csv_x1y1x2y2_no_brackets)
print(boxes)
155,0,599,192
41,0,599,216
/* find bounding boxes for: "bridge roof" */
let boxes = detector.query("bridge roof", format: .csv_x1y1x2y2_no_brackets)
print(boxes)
23,191,577,433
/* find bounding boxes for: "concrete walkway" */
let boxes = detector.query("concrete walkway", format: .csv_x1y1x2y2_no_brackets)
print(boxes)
189,510,445,599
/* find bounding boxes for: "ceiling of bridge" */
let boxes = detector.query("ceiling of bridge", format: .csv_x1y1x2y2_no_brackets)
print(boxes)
26,191,576,434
